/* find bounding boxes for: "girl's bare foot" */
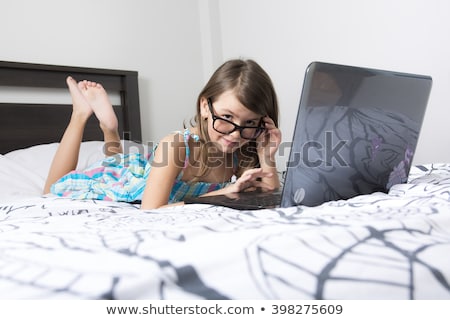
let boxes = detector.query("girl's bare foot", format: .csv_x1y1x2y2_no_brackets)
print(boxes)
66,76,93,122
78,80,119,133
79,80,122,155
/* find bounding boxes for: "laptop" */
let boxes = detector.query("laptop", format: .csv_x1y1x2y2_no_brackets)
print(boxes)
184,61,432,210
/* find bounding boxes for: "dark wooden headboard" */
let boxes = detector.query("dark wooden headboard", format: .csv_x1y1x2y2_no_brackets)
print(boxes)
0,61,141,154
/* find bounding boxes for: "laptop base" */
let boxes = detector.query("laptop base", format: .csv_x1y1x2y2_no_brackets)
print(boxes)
184,190,282,210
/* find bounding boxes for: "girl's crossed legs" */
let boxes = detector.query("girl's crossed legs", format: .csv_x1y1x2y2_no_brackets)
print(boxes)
43,77,123,194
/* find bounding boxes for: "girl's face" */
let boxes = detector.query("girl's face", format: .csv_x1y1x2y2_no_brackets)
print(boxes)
201,90,263,154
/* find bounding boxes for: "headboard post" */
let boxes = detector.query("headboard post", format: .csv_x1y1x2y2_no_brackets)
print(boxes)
121,73,141,142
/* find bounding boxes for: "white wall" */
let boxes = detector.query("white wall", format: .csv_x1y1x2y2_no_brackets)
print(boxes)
1,0,205,145
216,0,450,167
2,0,450,169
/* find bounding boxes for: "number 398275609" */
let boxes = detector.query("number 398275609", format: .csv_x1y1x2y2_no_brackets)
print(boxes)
271,304,343,315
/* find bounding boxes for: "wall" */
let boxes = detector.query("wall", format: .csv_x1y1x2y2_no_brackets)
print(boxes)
1,0,205,145
2,0,449,170
216,0,450,168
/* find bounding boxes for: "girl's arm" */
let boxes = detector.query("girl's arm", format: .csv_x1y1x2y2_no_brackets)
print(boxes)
256,115,282,189
140,133,186,209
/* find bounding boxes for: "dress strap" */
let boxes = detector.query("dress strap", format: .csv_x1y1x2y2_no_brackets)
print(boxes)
182,129,199,168
175,128,199,180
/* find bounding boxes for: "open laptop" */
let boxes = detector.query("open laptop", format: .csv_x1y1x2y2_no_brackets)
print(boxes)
184,61,432,209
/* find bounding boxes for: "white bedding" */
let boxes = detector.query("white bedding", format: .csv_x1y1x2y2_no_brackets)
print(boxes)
0,143,449,299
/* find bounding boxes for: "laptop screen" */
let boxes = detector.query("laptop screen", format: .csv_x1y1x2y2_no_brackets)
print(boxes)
281,62,432,207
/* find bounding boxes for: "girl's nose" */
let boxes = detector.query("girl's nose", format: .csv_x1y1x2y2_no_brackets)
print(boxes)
228,130,241,139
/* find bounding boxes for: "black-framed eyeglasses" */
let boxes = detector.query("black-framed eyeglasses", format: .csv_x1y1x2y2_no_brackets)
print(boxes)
207,98,265,140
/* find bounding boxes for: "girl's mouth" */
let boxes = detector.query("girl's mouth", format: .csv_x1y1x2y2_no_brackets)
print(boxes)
221,137,239,149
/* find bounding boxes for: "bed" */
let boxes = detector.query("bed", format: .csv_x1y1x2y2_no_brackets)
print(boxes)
0,61,449,300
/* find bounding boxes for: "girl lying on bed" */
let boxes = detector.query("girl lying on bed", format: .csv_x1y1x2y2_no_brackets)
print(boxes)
43,59,281,209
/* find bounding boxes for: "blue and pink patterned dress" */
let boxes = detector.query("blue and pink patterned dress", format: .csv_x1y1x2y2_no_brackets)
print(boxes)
51,129,233,203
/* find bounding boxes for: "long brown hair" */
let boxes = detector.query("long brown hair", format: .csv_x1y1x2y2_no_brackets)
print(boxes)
191,59,279,179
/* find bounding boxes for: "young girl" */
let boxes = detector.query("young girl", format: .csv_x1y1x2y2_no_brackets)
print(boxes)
44,59,281,209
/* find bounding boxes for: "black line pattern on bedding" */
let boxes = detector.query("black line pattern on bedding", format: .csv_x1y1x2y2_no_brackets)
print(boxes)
0,164,450,299
244,209,449,299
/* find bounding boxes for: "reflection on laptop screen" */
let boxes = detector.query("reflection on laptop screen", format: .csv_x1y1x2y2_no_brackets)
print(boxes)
281,62,432,207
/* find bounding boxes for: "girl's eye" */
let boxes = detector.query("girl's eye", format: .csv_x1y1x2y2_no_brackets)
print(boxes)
246,120,257,126
222,114,233,120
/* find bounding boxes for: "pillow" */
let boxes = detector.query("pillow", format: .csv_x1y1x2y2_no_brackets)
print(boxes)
5,141,105,175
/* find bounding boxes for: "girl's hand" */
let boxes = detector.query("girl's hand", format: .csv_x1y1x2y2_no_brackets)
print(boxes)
256,116,281,161
225,168,275,193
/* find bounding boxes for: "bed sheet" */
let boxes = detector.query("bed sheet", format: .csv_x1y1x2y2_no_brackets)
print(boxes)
0,164,449,299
